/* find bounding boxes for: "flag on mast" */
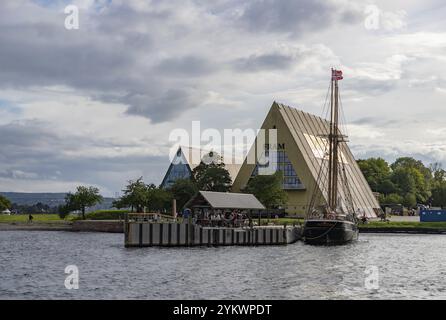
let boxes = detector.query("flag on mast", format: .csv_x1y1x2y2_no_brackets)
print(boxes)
332,69,343,80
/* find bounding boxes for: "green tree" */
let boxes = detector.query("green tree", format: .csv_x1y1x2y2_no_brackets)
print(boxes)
391,165,430,203
432,184,446,207
391,157,432,203
431,163,446,182
391,157,432,181
113,177,149,212
0,195,11,211
431,164,446,207
244,171,288,210
357,158,392,193
147,187,173,213
169,178,198,210
114,178,174,213
359,156,440,207
402,193,417,208
57,204,71,220
192,152,232,192
64,186,103,220
379,193,403,205
378,179,397,195
391,167,417,195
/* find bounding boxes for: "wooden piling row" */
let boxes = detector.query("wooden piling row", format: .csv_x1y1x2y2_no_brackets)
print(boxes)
125,222,300,247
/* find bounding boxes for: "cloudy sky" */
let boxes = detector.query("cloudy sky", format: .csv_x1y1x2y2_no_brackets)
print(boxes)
1,0,446,196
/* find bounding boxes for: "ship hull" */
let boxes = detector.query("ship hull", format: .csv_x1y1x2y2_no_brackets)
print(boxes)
302,219,358,245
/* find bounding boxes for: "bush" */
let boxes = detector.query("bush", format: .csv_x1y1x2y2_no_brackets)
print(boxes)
85,209,130,220
58,204,71,220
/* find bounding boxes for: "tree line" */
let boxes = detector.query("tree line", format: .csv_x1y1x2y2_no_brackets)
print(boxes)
3,154,443,218
11,203,60,214
111,152,287,215
357,156,446,208
54,151,287,219
0,151,288,219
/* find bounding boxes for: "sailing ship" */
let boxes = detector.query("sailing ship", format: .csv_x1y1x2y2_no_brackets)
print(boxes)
302,69,359,245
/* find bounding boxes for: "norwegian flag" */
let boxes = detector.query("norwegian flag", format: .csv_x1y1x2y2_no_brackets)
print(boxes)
332,69,343,81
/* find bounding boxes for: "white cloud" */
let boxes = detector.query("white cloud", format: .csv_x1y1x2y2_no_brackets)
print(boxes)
348,54,411,81
1,0,446,193
381,9,407,31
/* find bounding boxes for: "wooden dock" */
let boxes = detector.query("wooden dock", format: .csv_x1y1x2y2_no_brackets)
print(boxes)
124,219,301,247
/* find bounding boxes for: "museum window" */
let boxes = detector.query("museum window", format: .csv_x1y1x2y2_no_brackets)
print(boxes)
251,150,305,190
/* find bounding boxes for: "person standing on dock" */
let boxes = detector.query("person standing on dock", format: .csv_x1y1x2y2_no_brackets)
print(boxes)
182,208,191,223
230,210,237,227
216,213,222,227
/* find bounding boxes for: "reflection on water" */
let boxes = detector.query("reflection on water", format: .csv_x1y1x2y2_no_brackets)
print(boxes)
1,231,446,299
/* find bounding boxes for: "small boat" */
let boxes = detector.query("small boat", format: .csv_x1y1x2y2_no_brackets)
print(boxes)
302,69,359,245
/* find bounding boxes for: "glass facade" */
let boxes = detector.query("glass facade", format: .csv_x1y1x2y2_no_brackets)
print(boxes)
251,150,305,190
162,163,191,188
161,149,192,188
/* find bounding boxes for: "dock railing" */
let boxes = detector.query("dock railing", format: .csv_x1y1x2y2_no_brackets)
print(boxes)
125,212,178,223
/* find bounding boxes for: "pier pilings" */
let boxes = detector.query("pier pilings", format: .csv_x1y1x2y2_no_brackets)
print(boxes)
124,221,301,247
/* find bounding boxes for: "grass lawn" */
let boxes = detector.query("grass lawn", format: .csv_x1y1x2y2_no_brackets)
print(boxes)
0,214,74,223
0,210,130,223
2,214,446,230
260,218,446,229
359,221,446,229
259,218,304,225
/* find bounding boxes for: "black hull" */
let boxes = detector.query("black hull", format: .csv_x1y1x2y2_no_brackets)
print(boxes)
302,219,358,245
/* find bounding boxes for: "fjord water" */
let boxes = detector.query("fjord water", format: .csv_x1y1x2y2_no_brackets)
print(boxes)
1,231,445,299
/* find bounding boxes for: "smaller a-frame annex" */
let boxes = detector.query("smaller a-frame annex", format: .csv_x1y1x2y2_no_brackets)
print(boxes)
161,146,242,189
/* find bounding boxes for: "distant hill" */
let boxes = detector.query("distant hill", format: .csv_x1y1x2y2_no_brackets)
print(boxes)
0,192,116,212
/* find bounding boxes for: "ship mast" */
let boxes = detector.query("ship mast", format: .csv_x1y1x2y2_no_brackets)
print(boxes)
327,69,342,212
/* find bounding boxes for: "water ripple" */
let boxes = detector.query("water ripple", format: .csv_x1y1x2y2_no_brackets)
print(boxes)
1,231,446,299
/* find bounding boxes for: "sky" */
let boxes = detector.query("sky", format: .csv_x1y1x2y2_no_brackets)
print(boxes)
1,0,446,196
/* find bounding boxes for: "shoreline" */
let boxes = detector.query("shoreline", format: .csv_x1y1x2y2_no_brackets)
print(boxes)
0,222,73,232
2,221,446,235
359,227,446,234
0,220,123,233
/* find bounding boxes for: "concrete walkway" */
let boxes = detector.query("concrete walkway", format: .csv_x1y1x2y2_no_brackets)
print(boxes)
369,215,420,222
388,215,420,222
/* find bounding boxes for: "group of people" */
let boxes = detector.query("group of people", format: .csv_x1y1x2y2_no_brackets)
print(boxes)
193,209,250,227
209,212,224,226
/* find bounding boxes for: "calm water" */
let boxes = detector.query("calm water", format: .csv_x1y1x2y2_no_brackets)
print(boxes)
1,231,446,299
